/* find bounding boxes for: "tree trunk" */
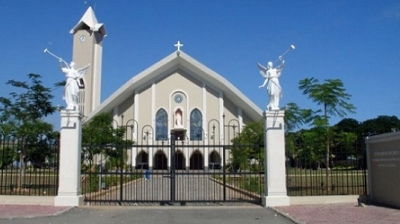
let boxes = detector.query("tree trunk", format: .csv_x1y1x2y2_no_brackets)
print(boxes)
325,138,330,191
18,139,26,192
324,105,331,192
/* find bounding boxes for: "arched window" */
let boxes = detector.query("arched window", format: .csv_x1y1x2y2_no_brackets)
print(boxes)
156,109,168,140
190,109,202,140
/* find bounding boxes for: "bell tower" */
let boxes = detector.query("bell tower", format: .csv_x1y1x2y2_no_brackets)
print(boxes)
70,7,106,116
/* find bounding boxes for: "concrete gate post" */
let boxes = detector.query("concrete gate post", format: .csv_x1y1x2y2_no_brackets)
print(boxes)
54,110,84,206
262,110,290,207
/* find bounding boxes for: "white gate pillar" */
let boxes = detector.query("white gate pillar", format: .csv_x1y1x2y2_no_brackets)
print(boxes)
262,110,290,207
54,110,84,206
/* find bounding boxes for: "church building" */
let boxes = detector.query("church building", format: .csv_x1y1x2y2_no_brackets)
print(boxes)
70,7,263,171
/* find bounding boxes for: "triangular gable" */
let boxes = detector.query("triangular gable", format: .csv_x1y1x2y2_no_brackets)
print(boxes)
70,7,106,36
85,51,263,123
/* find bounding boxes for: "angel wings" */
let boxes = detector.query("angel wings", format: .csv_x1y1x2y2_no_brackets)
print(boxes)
60,61,90,86
74,64,90,88
76,64,90,78
257,63,269,78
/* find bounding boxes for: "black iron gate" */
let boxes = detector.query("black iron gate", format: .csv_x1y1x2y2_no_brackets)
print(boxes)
82,122,264,205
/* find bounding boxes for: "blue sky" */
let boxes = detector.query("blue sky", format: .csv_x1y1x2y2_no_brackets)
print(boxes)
1,0,400,129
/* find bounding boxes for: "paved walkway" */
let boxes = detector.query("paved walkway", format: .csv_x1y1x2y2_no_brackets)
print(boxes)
1,203,400,223
0,206,294,224
89,175,258,203
274,203,400,224
0,205,70,219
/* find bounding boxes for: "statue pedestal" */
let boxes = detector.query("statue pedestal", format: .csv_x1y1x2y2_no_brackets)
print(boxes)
54,110,84,207
262,110,290,207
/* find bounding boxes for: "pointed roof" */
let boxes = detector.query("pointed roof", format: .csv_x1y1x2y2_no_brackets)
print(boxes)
70,7,106,36
84,50,263,123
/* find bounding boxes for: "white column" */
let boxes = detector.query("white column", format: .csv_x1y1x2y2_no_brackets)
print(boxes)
219,91,224,144
134,91,140,169
148,131,153,171
54,110,84,206
237,107,243,131
132,150,137,169
203,83,209,170
185,146,189,170
262,110,290,207
112,107,119,127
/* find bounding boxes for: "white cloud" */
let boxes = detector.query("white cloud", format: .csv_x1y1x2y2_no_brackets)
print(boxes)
382,5,400,20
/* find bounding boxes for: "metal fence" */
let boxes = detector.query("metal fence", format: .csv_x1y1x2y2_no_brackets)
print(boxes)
285,134,367,196
0,134,59,196
81,122,264,205
0,126,368,199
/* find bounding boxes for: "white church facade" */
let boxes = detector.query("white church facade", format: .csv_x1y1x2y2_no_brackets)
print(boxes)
70,7,263,171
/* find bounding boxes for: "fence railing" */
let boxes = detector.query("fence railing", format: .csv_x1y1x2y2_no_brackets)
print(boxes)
81,140,265,205
285,136,367,196
0,135,59,196
0,131,368,198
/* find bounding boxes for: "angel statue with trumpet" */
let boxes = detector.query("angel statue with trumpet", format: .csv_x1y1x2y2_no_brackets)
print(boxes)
60,60,90,110
258,45,295,111
44,48,90,110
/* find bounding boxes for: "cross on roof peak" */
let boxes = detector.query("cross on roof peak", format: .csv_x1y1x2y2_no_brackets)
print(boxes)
174,41,183,51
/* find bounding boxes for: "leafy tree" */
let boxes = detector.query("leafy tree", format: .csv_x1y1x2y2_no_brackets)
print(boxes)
335,118,360,133
299,77,356,189
284,102,313,132
299,78,356,120
82,113,133,171
230,121,264,172
0,146,15,168
286,131,305,168
0,74,57,185
0,73,57,146
332,131,358,162
333,118,363,164
284,102,315,168
361,115,400,136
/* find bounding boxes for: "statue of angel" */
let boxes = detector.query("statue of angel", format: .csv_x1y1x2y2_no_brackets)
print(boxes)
258,57,284,110
59,60,90,110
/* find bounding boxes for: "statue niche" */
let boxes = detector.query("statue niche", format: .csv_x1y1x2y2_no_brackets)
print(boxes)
174,109,183,128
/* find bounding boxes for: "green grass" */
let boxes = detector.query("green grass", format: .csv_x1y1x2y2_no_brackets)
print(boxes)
0,170,58,195
215,168,366,197
286,167,366,196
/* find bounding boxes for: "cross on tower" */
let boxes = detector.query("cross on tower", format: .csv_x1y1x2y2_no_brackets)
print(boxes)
174,41,183,51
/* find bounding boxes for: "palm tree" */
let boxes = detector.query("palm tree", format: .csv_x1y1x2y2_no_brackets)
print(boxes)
299,77,356,190
284,102,313,132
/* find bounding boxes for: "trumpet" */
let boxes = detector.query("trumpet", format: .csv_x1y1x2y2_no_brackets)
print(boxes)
44,48,65,63
274,44,295,64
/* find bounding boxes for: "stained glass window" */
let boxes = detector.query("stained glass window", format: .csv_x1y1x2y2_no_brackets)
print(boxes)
156,109,168,140
190,109,202,140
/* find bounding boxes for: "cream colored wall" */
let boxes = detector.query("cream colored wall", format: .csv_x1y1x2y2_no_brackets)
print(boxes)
111,69,258,169
148,70,205,132
119,94,135,124
242,112,253,124
183,73,203,108
205,86,220,123
114,70,257,136
136,85,153,132
223,96,236,121
223,97,241,143
154,76,171,107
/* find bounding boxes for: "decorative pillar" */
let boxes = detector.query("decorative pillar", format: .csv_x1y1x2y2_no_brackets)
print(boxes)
148,131,153,171
262,110,290,207
54,110,84,206
185,145,190,171
132,150,138,170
